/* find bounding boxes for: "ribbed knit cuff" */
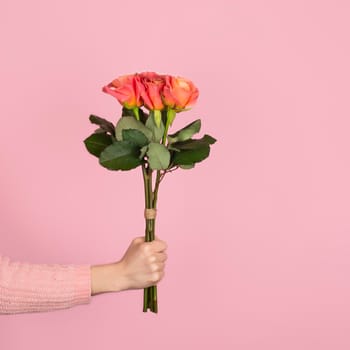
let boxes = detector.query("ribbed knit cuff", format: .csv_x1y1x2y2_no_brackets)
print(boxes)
72,264,92,306
0,256,92,315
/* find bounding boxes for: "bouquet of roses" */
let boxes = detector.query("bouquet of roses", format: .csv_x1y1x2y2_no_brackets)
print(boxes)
84,72,216,313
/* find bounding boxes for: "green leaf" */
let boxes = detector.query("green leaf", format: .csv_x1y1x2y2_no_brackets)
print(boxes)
115,116,153,142
122,129,149,147
145,114,165,142
202,134,217,145
99,141,142,170
168,144,181,152
171,134,216,166
172,143,210,165
122,107,136,117
84,133,113,157
146,143,171,170
93,127,108,134
139,145,148,160
89,115,115,136
179,164,195,169
167,119,201,143
172,134,217,149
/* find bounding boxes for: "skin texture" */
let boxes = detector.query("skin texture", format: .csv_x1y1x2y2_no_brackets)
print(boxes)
90,237,167,295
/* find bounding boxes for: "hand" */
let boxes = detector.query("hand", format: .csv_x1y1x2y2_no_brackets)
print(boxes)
90,237,168,295
117,236,168,290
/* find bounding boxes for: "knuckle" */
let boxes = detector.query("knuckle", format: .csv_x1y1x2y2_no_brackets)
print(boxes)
148,255,155,264
150,263,158,272
151,272,160,282
158,271,165,281
141,243,150,255
159,240,168,250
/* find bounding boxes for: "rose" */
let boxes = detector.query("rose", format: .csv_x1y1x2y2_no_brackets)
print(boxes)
162,75,199,111
138,72,166,111
102,74,143,109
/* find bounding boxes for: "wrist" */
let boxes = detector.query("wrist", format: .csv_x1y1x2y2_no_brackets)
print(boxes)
90,261,128,295
110,261,129,292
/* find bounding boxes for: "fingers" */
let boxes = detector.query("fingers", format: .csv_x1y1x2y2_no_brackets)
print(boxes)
155,252,167,262
131,236,167,250
131,236,167,253
149,270,165,285
147,239,167,252
146,252,168,263
149,261,165,273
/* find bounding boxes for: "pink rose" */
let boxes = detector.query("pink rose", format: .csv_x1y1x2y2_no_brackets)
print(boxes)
139,72,166,110
162,75,199,111
102,74,142,109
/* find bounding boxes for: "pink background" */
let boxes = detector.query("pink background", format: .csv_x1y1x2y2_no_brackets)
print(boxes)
1,0,349,349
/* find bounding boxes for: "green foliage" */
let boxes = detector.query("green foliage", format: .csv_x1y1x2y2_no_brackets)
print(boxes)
171,134,217,166
200,134,217,145
146,143,171,170
161,109,168,125
139,145,148,160
167,119,201,143
121,107,136,117
172,143,209,165
85,112,217,174
99,141,142,170
145,114,165,142
179,164,195,169
122,129,149,147
152,110,162,128
89,115,115,136
139,109,148,124
84,133,113,157
122,106,149,122
115,116,153,141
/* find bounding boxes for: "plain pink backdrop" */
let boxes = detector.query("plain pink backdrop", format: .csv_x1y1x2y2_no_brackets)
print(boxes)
1,0,350,349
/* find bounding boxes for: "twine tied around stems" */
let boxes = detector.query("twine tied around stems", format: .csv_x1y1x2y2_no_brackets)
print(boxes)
144,208,157,220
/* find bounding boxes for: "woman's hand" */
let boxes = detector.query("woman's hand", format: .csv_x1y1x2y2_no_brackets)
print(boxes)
90,237,168,295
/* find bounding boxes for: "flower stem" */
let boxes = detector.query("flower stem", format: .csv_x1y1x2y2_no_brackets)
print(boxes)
162,109,176,144
142,164,157,313
133,107,140,121
153,171,162,208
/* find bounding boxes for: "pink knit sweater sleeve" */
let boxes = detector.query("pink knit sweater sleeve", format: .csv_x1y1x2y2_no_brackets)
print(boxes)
0,255,92,315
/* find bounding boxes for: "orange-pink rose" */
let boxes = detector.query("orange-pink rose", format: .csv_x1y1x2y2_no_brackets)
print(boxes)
102,74,142,109
139,72,166,110
162,75,199,111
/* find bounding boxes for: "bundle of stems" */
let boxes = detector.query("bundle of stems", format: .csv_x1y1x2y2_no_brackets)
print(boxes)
142,166,164,313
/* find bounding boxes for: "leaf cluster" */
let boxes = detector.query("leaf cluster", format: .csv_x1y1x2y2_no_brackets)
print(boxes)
84,110,216,172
